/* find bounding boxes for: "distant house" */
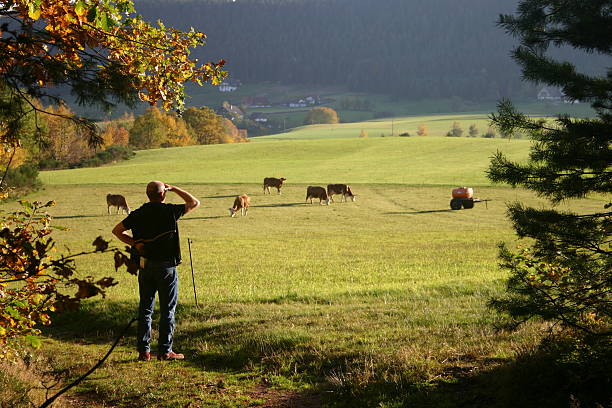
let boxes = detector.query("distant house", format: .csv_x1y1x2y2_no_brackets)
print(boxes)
219,79,241,92
305,96,318,105
537,86,579,104
249,112,268,123
286,96,319,108
537,86,563,101
289,99,307,108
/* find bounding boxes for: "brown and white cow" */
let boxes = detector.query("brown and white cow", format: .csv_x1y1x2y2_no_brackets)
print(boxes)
327,184,357,203
305,186,330,205
106,194,130,214
263,177,286,194
229,194,250,217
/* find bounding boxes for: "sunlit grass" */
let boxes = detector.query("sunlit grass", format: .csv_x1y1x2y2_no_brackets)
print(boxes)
40,136,530,186
4,132,606,406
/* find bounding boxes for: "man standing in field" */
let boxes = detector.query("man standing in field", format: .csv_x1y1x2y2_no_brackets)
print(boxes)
112,181,200,361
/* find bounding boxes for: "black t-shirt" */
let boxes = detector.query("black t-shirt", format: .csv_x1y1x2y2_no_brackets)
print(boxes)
122,202,186,264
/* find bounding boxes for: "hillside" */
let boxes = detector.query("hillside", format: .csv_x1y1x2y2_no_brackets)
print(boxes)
40,135,530,186
134,0,609,101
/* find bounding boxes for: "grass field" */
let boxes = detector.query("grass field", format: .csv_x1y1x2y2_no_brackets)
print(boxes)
259,114,502,140
41,136,531,186
3,135,605,407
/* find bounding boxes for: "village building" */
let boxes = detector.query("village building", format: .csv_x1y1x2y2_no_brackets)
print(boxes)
537,86,579,104
249,112,268,123
219,79,241,92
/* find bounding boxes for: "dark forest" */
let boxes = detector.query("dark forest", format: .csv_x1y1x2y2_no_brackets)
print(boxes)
135,0,608,101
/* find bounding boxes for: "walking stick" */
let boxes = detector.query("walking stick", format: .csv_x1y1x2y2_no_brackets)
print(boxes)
187,238,199,307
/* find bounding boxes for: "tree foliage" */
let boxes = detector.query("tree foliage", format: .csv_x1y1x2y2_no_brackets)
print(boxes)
487,1,611,340
416,124,428,137
304,107,339,125
0,0,226,151
221,117,248,143
129,106,246,148
446,121,463,137
183,106,231,145
128,106,193,149
468,124,478,137
0,201,137,359
43,104,92,165
100,123,130,147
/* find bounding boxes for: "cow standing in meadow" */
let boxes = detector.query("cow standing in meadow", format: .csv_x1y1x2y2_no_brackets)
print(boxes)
106,194,131,214
263,177,286,194
327,184,357,203
305,186,330,205
229,194,250,217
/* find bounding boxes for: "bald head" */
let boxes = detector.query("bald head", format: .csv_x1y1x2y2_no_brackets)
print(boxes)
146,181,166,202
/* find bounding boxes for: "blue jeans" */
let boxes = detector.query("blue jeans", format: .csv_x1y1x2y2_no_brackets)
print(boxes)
137,262,178,354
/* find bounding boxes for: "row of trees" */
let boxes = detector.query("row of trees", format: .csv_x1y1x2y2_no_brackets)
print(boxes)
0,103,245,184
359,123,499,138
445,122,498,138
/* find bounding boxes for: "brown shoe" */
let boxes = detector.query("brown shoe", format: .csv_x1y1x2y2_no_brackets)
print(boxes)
158,351,184,361
138,352,151,361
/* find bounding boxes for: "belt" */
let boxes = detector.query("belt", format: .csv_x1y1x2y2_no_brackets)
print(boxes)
141,257,176,268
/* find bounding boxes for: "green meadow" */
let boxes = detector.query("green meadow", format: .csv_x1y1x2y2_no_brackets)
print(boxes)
4,132,605,407
41,135,530,186
259,114,498,140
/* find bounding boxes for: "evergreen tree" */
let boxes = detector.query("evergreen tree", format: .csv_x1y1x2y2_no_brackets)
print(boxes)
487,0,611,343
446,121,463,137
468,124,479,137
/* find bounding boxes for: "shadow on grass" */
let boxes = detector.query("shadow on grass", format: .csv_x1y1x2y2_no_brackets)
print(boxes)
53,214,105,219
385,209,453,215
42,300,138,344
182,216,225,220
41,301,611,408
252,202,304,208
328,347,611,408
201,194,241,199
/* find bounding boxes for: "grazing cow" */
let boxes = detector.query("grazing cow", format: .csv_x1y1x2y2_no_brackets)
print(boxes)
305,186,330,205
229,194,250,217
327,184,357,203
106,194,130,214
263,177,286,194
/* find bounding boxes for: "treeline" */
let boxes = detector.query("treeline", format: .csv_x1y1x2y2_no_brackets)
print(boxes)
134,0,608,101
0,101,135,192
1,103,246,192
9,105,246,170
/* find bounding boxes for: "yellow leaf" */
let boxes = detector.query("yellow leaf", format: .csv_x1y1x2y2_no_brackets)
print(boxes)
75,0,87,17
28,3,41,20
